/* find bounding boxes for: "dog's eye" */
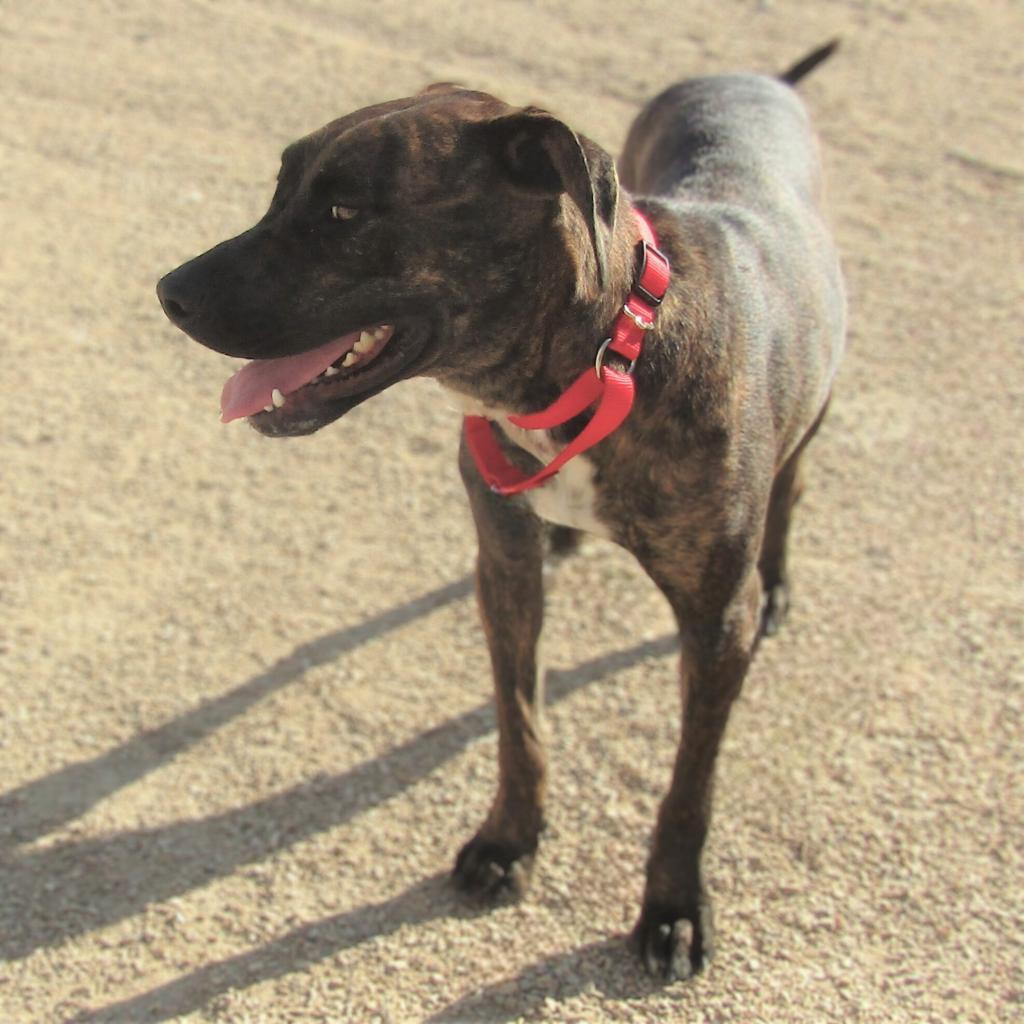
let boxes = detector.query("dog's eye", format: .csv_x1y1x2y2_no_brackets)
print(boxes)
330,204,360,222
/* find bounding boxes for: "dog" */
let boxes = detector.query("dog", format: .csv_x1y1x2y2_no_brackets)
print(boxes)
157,40,845,981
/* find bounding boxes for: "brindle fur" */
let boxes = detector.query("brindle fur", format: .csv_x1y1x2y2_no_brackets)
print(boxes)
157,42,845,981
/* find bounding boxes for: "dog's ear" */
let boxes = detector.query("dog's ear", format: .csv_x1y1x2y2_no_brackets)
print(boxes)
481,108,619,294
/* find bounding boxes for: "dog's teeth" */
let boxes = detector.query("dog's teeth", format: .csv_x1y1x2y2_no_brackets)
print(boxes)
271,388,286,408
342,352,359,367
372,325,391,341
325,365,340,376
264,404,273,413
354,331,375,354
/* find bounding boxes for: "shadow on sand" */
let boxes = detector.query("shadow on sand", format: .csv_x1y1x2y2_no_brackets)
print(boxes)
1,577,676,1020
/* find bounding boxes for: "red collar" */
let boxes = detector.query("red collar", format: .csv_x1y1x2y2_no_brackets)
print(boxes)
463,209,670,495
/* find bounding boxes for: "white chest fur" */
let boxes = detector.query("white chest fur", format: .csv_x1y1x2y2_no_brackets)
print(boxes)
500,421,612,539
446,387,612,540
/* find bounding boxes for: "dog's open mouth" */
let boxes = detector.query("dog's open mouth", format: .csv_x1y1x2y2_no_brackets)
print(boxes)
219,323,399,426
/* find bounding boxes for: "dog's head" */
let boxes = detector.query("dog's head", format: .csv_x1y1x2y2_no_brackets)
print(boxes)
157,85,619,436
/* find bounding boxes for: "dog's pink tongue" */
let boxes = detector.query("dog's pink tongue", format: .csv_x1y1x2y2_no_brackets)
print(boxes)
219,332,359,422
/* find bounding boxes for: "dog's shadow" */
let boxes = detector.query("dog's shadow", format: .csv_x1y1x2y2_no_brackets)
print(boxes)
1,576,677,1017
69,873,459,1023
426,936,682,1023
72,881,664,1024
0,576,476,854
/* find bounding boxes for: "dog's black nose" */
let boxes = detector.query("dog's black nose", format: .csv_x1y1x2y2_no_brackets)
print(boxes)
156,268,196,327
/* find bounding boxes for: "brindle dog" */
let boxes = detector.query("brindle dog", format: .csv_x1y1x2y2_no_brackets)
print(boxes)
157,41,845,980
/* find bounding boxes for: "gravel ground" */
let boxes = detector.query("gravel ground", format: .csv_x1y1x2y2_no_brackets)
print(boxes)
1,1,1021,1021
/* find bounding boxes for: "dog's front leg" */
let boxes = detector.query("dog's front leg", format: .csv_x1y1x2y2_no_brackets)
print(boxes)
453,438,547,899
633,564,762,980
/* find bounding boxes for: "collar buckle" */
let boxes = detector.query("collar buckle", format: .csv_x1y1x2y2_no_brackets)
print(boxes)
633,238,670,307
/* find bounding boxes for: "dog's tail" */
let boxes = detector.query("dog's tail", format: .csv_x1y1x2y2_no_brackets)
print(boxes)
779,39,840,86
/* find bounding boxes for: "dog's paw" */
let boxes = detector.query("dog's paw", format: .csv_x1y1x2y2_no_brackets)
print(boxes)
760,582,790,637
631,898,714,982
452,835,535,901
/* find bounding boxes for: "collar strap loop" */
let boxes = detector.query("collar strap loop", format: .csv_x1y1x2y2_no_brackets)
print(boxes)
464,209,669,496
594,336,635,379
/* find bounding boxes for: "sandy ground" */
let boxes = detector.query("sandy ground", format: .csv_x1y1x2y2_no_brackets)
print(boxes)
1,1,1021,1021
